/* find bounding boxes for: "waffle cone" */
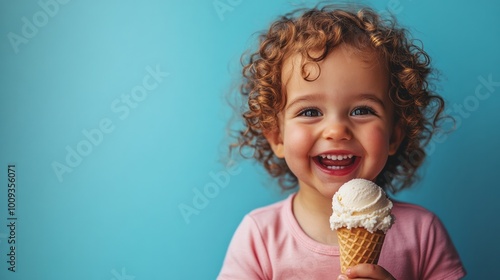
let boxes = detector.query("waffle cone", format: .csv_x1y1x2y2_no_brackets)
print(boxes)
336,227,385,273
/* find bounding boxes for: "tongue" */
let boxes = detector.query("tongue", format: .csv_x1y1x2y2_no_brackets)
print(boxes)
319,156,354,167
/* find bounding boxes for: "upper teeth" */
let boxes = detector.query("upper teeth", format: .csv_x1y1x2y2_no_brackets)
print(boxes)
319,154,353,160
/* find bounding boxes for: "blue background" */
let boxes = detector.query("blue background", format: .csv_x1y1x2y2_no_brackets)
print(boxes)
0,0,498,279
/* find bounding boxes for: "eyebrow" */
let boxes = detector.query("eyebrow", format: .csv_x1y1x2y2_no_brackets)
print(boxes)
285,94,324,110
358,93,386,109
286,92,387,110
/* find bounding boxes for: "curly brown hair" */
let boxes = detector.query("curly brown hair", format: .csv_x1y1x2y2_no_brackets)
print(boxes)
231,4,445,194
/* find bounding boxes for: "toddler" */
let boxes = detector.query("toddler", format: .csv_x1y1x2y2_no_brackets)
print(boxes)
219,4,466,280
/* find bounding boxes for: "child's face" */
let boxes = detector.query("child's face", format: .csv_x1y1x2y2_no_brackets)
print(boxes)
266,45,403,199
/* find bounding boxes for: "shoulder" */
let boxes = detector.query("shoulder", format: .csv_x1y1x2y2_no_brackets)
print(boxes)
384,200,444,254
392,200,434,214
247,196,290,221
218,195,294,279
391,200,438,225
382,200,466,279
243,195,293,235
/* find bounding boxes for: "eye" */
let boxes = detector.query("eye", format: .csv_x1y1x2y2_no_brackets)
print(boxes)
298,108,322,117
351,106,376,116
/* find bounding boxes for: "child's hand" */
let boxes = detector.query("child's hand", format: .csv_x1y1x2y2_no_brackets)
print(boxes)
337,264,395,280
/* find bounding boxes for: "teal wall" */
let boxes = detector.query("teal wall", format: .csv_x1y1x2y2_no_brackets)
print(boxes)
0,0,498,279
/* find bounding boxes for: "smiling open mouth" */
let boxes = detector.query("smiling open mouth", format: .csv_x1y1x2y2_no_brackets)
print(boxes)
316,154,356,170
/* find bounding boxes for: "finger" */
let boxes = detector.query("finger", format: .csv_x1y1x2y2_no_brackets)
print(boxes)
346,264,394,280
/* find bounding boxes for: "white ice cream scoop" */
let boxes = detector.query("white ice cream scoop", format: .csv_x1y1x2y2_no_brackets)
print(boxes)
329,178,394,233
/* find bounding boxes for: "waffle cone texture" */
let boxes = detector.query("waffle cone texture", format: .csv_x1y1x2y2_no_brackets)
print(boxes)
336,227,385,273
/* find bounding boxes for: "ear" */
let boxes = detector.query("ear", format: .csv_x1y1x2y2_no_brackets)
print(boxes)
264,128,285,158
389,121,405,155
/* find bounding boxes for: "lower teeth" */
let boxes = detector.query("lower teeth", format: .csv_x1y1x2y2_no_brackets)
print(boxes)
326,166,346,170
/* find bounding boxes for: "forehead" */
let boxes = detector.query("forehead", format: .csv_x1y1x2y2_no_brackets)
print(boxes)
281,44,389,96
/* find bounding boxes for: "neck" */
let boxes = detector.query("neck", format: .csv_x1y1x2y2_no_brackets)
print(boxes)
295,187,332,214
293,187,338,245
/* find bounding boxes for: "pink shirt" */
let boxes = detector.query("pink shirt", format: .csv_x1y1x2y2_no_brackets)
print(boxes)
218,194,466,279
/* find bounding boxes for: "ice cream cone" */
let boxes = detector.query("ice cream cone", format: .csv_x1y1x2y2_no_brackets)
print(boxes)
336,227,385,273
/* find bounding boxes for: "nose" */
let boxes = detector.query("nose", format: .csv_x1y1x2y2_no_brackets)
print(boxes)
322,122,352,141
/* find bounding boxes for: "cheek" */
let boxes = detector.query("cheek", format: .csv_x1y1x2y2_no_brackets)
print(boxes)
283,124,312,154
362,125,392,153
282,124,312,177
